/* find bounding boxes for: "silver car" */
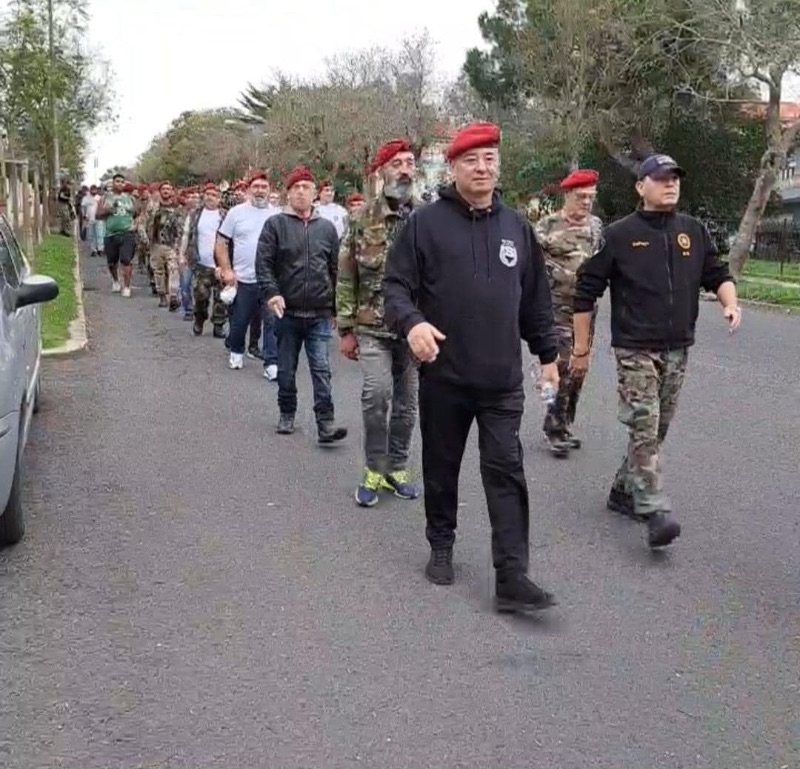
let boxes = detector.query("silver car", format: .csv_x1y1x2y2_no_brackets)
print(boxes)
0,215,59,545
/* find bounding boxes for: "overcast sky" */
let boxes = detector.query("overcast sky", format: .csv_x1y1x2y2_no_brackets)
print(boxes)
84,0,493,176
83,0,799,179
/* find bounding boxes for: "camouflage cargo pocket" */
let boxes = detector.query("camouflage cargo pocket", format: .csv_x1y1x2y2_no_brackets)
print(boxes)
615,349,659,427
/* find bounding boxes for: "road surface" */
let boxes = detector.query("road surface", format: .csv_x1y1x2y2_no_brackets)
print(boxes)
1,251,798,769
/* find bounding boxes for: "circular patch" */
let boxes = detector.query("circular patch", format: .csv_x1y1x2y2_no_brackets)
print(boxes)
677,233,691,250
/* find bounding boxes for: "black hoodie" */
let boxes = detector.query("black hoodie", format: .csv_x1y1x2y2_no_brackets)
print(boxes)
383,185,558,391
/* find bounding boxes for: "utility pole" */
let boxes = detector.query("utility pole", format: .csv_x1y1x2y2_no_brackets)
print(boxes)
47,0,60,189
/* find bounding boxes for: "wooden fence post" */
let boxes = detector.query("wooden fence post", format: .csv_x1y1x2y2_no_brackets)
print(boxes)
8,162,20,234
32,167,43,245
21,161,33,256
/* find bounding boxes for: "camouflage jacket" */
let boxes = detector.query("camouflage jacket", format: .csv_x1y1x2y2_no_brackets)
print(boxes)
147,202,186,250
336,194,420,338
535,212,603,326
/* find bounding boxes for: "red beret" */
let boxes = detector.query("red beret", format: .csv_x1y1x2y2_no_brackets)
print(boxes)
370,139,412,173
560,169,599,190
446,122,501,161
203,182,219,193
346,192,365,204
123,182,134,193
285,166,315,190
248,171,268,185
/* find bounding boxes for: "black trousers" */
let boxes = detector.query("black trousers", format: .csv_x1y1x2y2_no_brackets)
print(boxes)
419,375,530,576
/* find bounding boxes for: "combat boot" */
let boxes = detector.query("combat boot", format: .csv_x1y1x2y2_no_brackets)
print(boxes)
544,431,570,458
646,512,681,548
495,573,556,613
317,421,347,444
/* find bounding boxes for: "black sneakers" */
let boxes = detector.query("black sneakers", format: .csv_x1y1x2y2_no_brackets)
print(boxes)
425,548,454,585
317,421,347,444
495,574,556,613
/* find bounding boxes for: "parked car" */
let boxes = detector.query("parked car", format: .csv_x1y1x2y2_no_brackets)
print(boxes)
0,215,59,545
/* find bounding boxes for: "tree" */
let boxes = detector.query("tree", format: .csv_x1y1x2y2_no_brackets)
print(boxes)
134,110,255,184
675,0,800,276
235,31,443,184
0,0,114,181
100,165,136,183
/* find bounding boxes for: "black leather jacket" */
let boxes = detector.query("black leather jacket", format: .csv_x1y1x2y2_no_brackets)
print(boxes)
256,208,340,317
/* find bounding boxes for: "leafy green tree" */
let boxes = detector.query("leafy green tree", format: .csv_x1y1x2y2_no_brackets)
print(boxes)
0,0,114,180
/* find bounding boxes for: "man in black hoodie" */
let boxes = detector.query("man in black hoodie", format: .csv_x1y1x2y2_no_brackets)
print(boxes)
572,154,740,549
383,122,560,613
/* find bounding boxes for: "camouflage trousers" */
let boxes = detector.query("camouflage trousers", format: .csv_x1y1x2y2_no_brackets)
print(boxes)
611,347,688,515
59,204,73,236
150,245,180,299
542,313,596,436
192,266,227,326
357,333,419,474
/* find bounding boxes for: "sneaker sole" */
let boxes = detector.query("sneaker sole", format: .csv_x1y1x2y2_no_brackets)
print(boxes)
606,499,648,522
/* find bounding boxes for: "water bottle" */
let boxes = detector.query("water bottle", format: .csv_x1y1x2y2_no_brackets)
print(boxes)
540,382,557,408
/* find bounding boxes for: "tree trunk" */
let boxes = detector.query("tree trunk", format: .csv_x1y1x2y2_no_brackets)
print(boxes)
727,75,799,279
727,160,778,278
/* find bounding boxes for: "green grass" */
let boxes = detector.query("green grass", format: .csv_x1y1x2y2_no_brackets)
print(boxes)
739,258,800,285
34,234,77,349
737,278,800,309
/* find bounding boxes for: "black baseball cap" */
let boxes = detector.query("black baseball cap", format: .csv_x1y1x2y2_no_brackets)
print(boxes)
638,154,685,180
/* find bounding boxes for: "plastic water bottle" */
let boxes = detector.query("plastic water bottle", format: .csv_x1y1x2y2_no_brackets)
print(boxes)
540,382,557,408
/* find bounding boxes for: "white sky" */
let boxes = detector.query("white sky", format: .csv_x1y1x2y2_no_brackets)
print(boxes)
83,0,800,180
84,0,494,177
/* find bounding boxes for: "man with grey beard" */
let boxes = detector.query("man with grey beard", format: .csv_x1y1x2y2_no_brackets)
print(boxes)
336,139,423,508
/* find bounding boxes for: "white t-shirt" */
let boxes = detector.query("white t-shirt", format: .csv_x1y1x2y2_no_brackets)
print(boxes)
218,203,278,283
196,208,222,268
316,202,348,239
81,193,98,222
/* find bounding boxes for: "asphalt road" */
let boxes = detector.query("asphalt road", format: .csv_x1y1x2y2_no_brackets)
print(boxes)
1,249,798,769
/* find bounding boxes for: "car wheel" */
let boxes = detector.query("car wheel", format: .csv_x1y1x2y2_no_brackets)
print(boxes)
0,431,24,546
32,376,42,414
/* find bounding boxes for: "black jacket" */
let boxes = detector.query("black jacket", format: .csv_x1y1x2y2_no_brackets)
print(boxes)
574,210,733,350
256,209,340,317
383,185,558,391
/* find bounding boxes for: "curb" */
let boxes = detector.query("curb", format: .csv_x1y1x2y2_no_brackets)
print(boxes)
42,236,89,358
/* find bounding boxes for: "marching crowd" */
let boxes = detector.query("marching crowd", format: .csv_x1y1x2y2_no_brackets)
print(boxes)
74,121,742,614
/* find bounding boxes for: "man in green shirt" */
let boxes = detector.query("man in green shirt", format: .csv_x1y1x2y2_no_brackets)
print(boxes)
97,173,137,297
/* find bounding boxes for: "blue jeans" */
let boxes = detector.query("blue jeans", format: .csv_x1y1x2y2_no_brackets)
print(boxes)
89,220,105,253
261,307,278,366
180,266,193,314
226,282,260,354
276,315,334,422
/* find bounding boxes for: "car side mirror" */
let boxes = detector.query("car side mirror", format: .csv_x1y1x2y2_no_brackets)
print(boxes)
14,274,60,310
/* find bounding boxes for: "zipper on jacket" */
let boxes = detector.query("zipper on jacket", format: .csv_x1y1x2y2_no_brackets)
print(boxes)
303,220,310,314
663,232,674,349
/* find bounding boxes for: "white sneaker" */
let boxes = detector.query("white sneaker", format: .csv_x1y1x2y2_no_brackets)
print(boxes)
121,286,131,298
264,364,277,381
228,352,244,370
111,280,121,293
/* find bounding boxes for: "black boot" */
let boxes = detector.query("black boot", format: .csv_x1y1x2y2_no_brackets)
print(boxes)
544,431,570,458
212,324,226,339
647,512,681,548
425,547,454,585
318,421,347,444
607,488,637,518
192,319,204,336
277,414,295,434
495,573,556,613
563,429,582,449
